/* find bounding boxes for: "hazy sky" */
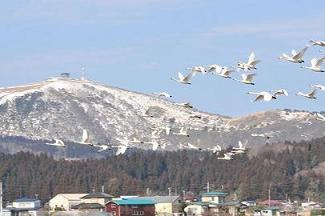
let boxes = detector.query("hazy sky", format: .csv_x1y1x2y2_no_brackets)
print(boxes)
0,0,324,116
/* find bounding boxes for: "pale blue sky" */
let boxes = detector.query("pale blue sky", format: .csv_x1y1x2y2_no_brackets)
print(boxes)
0,0,324,116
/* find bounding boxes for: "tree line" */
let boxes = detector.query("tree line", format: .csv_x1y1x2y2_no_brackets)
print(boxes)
0,137,324,204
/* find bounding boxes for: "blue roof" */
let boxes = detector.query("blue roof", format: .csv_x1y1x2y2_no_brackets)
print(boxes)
201,191,228,197
111,198,156,205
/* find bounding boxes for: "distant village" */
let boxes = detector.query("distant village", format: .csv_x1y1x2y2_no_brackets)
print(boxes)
0,186,324,216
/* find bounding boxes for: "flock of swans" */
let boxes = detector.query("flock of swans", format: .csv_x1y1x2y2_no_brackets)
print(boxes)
46,129,110,153
168,39,324,160
170,39,325,102
46,39,324,159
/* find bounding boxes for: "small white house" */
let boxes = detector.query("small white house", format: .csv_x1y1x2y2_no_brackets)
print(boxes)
12,198,41,209
49,193,87,211
6,198,42,216
201,191,227,204
184,204,205,216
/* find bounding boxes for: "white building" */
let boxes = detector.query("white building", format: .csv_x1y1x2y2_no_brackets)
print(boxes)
184,204,205,216
6,198,42,216
201,191,227,204
49,194,87,211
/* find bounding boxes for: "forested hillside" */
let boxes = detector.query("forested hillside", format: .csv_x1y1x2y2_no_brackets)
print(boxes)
0,137,324,203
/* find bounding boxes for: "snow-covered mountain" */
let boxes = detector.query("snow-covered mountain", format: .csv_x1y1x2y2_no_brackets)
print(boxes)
0,77,324,158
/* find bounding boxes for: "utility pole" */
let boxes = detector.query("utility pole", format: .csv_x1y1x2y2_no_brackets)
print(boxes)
168,187,171,196
268,184,271,208
101,185,105,193
0,181,3,216
207,181,210,193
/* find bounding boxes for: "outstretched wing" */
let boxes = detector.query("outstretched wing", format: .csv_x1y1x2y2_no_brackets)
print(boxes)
183,72,194,82
178,72,185,80
248,52,256,64
308,89,317,97
246,73,256,82
315,57,325,67
294,46,308,59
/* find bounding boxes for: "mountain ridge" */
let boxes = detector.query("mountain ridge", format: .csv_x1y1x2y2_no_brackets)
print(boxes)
0,76,324,158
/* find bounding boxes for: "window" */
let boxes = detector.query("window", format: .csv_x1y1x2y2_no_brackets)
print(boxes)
132,210,144,215
131,205,138,208
111,204,116,208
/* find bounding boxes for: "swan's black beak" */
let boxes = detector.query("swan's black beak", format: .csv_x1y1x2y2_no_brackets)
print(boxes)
272,96,277,99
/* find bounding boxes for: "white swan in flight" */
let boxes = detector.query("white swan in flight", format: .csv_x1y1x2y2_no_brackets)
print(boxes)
251,133,273,139
155,92,172,98
296,89,317,99
272,89,288,97
237,52,261,71
208,65,235,77
142,109,154,118
311,84,325,91
211,145,222,154
248,91,276,102
310,40,325,47
218,152,233,160
187,143,199,150
211,65,235,79
46,139,65,147
115,138,130,155
301,57,325,72
115,145,128,155
93,144,110,152
315,113,325,122
279,46,308,63
234,73,256,85
233,140,247,151
151,128,161,138
186,66,207,75
189,114,202,119
176,102,193,109
141,140,160,151
171,72,194,84
175,127,190,137
80,129,93,146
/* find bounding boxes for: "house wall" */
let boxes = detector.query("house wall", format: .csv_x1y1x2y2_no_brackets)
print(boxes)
201,196,225,204
155,203,173,215
49,195,84,211
184,205,205,216
106,203,120,216
12,200,40,209
202,196,219,203
119,205,155,216
82,197,111,206
49,195,70,211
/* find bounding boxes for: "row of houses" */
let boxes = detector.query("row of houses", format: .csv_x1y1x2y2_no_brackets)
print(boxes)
1,191,324,216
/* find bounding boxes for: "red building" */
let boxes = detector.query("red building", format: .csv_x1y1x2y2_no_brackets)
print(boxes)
106,198,156,216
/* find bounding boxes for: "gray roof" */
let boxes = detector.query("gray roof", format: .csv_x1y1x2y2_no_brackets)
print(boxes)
14,198,40,202
71,202,105,210
82,192,114,199
132,196,180,204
